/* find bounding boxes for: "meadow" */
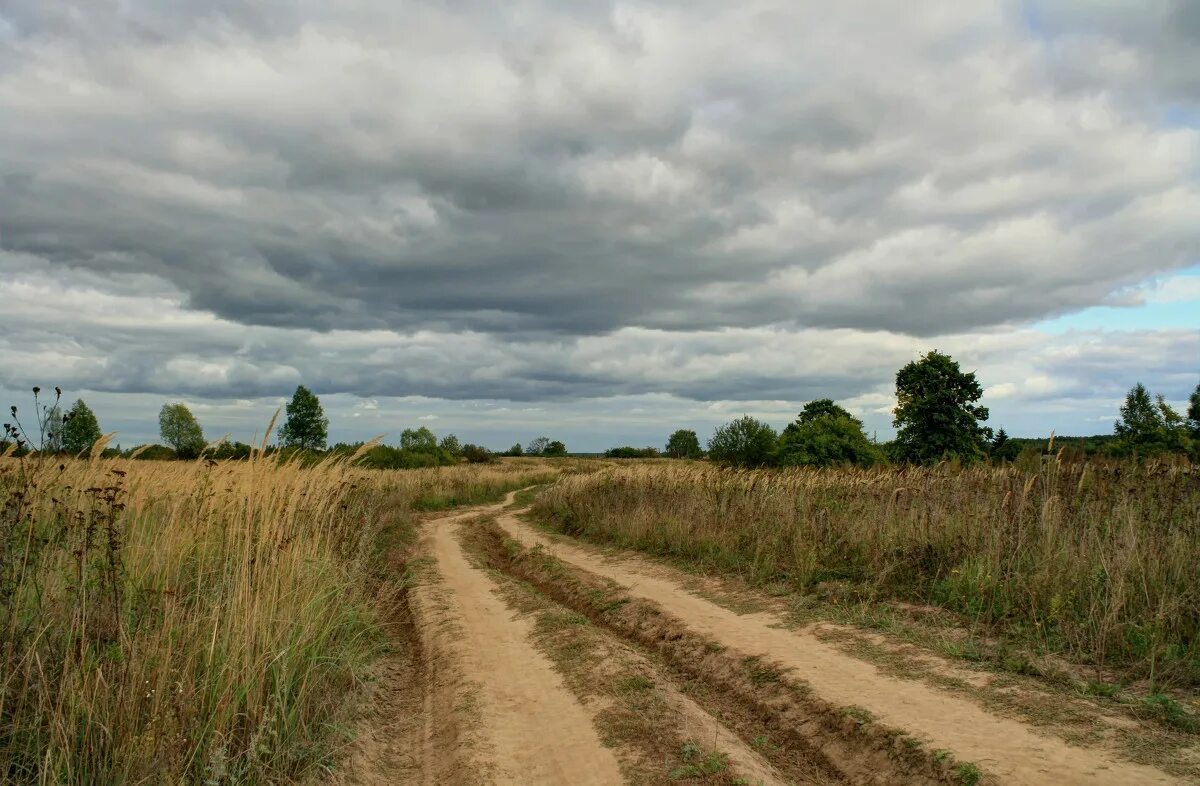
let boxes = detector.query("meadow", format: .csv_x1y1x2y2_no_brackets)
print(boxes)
0,444,554,783
534,456,1200,692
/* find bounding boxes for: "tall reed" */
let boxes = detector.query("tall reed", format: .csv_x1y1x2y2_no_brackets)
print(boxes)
535,457,1200,686
0,450,554,783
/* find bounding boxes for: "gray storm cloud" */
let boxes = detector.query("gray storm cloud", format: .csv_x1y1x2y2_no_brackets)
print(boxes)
0,0,1197,433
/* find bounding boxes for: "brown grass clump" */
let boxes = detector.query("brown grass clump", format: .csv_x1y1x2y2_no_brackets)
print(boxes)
534,458,1200,689
0,447,555,783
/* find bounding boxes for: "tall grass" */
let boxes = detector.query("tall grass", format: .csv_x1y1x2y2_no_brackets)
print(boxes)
0,449,554,783
535,457,1200,687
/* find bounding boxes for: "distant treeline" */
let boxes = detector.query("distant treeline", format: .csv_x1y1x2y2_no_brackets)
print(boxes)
6,354,1199,468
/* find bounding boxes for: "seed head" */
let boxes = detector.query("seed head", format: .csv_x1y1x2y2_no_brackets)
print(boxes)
32,386,40,395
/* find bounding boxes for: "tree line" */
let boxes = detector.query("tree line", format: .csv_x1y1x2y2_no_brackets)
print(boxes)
2,385,572,466
606,350,1200,467
6,353,1199,467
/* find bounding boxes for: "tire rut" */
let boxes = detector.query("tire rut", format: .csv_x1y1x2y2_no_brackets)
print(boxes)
495,510,1182,786
418,504,625,785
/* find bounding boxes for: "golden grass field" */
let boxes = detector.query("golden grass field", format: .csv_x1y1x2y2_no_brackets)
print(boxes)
535,457,1200,693
0,447,556,783
2,448,1197,783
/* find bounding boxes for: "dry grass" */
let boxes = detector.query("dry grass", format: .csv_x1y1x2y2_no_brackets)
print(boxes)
0,448,556,784
534,457,1200,691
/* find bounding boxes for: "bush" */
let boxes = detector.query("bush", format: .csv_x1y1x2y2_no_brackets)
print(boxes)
604,446,660,458
461,444,494,464
707,416,777,467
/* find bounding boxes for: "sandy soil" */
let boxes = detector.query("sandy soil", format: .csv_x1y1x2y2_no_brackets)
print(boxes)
419,507,626,784
494,511,1182,786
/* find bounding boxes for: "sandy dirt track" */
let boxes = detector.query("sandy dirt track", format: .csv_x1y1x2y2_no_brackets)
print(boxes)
494,511,1181,786
422,507,625,785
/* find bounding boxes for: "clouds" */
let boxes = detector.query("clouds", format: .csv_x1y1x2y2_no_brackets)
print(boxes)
0,1,1197,446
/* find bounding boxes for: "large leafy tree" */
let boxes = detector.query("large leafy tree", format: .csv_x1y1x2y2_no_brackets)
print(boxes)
778,402,879,467
664,428,703,459
893,350,991,464
159,403,205,459
62,399,103,455
543,440,568,457
707,415,778,467
1113,383,1191,455
278,385,329,451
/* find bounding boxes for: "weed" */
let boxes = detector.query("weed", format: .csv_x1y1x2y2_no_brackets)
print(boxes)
955,761,983,785
1140,693,1198,733
617,674,655,693
843,705,874,725
669,741,728,779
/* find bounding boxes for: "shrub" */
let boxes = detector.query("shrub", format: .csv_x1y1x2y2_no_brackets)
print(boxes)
707,416,777,467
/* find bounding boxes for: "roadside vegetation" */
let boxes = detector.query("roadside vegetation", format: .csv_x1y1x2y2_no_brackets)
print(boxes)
534,456,1200,694
0,436,555,782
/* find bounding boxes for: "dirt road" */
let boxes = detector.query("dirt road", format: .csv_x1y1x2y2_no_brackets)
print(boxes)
335,492,1187,785
493,510,1183,786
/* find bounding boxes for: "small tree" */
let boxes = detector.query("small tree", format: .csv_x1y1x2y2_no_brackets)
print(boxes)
526,436,550,456
507,442,524,457
62,399,103,455
542,440,567,457
707,415,777,467
400,427,438,453
1114,383,1191,455
278,385,328,451
439,434,462,457
777,403,879,468
159,403,205,459
664,429,703,459
42,405,64,453
893,350,990,464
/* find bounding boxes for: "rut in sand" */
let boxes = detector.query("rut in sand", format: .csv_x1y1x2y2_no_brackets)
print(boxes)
494,510,1183,786
419,506,625,785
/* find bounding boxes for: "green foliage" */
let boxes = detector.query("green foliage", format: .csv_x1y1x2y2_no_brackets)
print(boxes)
526,436,550,455
41,405,63,452
1113,383,1192,456
543,440,568,457
127,444,177,461
988,427,1016,461
893,350,990,464
400,426,438,453
506,442,524,457
206,441,253,461
795,398,852,425
158,403,205,459
333,443,446,469
1188,381,1200,439
777,407,880,467
62,399,103,455
277,385,328,451
605,446,660,458
664,428,703,459
439,434,462,457
707,415,777,467
460,444,494,463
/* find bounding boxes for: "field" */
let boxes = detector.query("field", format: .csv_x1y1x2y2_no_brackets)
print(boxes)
534,458,1200,689
0,448,555,783
2,452,1197,784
